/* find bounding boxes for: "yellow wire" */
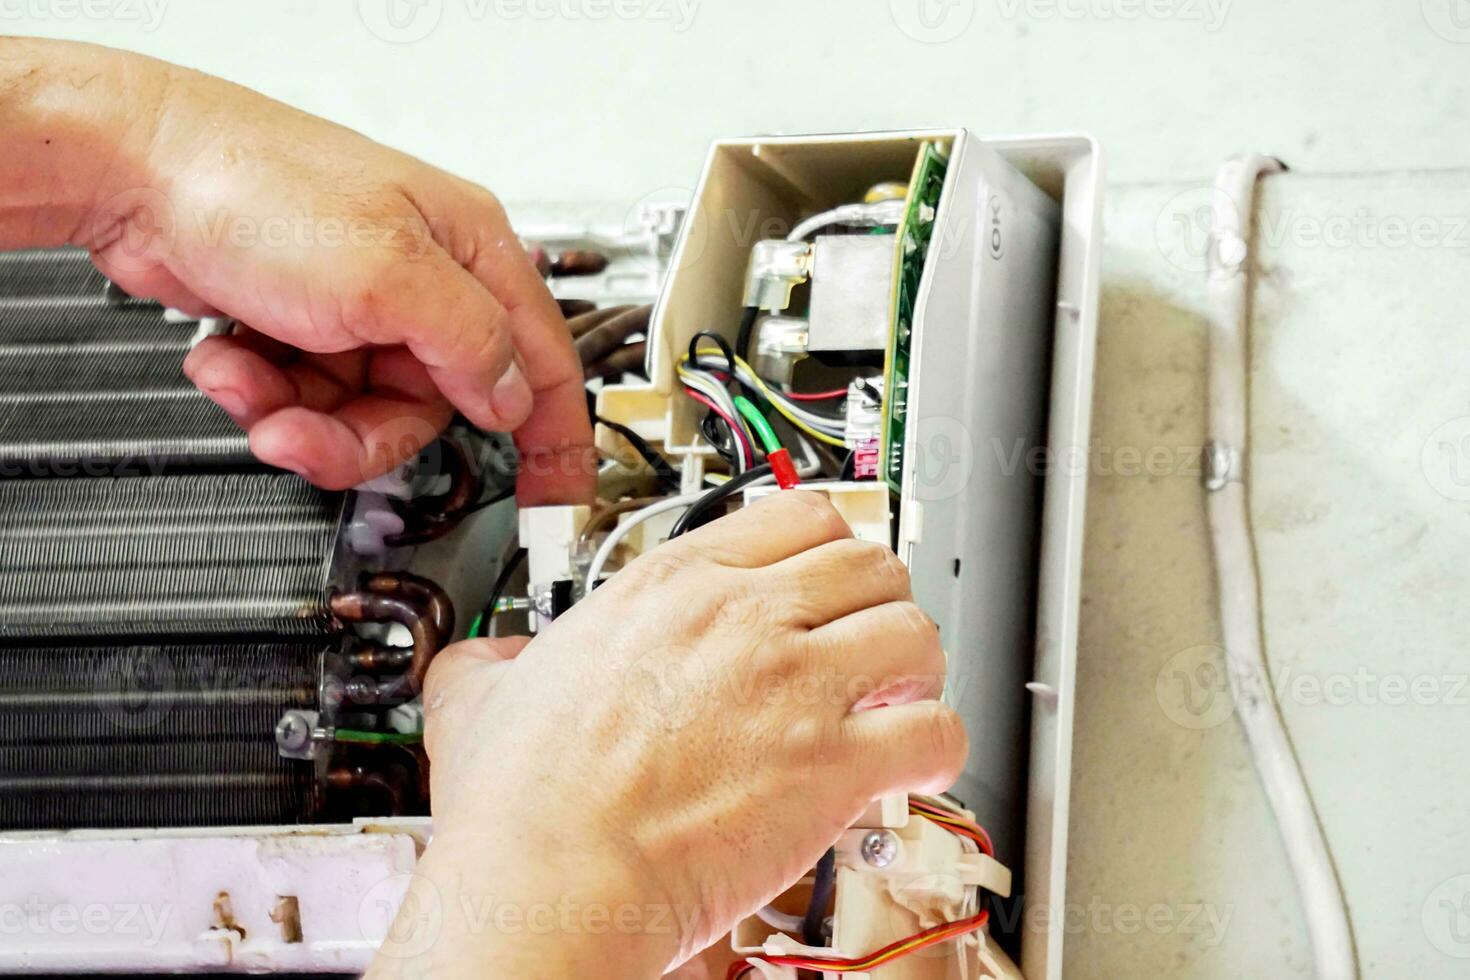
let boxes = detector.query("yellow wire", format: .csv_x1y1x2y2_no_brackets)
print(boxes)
679,351,848,448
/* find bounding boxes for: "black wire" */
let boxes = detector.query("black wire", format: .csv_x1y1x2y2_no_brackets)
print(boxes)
802,847,837,947
839,451,857,481
668,463,773,538
474,548,526,638
733,305,759,362
687,329,736,373
596,414,681,492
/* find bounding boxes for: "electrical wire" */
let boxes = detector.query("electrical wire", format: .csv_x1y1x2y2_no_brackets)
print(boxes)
785,199,906,243
783,387,849,402
596,414,680,492
731,799,999,980
1204,154,1357,980
333,728,423,746
679,348,847,447
667,463,774,539
727,911,990,979
584,491,706,589
732,395,782,454
470,547,526,638
802,847,836,947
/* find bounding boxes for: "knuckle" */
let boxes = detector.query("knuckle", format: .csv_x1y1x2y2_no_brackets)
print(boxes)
784,490,850,542
613,546,699,593
713,586,787,638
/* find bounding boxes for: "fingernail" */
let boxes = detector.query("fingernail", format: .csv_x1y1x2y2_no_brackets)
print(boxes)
274,457,316,482
490,361,532,425
203,386,249,420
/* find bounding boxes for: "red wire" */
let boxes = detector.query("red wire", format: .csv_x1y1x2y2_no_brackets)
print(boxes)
726,910,989,978
783,388,849,401
684,387,756,465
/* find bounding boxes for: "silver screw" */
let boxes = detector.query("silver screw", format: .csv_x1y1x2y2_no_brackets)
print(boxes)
275,712,312,753
860,830,899,868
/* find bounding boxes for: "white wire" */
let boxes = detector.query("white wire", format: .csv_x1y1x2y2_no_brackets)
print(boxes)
786,200,905,242
585,492,704,590
754,904,806,935
586,475,777,589
1205,154,1357,980
679,367,752,470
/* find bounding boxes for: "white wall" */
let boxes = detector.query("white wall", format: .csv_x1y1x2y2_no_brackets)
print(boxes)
11,0,1470,212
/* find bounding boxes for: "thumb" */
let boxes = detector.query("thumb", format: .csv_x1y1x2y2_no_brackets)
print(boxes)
422,635,533,757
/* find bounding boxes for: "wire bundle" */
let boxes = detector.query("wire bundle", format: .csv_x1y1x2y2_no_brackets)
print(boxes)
678,344,848,451
729,798,997,979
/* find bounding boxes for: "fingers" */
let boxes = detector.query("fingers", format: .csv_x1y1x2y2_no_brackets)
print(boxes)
805,601,946,703
662,489,853,569
414,178,595,505
843,699,968,797
765,538,912,627
88,254,220,317
349,250,524,430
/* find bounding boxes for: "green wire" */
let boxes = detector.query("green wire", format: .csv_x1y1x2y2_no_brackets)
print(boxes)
334,728,423,745
732,395,782,454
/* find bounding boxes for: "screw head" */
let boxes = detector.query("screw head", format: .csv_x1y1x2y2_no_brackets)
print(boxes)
860,830,900,868
275,712,312,752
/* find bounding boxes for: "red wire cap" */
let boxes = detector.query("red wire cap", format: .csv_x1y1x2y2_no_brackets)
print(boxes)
768,448,801,489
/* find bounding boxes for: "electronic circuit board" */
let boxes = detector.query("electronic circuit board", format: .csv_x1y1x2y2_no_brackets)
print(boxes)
881,139,950,494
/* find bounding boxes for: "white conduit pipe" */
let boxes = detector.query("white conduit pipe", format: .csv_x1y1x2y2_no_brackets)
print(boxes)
1203,154,1358,980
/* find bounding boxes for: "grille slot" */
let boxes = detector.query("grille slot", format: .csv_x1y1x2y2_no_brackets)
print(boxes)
0,473,349,639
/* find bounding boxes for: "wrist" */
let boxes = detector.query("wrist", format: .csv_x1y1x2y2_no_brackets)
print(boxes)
368,824,693,979
0,39,175,246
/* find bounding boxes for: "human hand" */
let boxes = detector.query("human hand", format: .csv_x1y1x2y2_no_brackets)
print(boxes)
381,491,966,977
2,39,590,501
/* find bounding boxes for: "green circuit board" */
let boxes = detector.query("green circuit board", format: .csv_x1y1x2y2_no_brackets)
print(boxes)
881,140,950,495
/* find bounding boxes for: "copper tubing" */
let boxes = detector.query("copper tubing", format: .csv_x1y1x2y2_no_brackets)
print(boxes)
585,342,647,381
578,496,663,546
387,440,483,546
557,298,598,319
550,250,610,277
567,304,637,339
345,641,413,673
329,591,441,702
363,571,456,639
575,304,652,365
326,764,407,815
